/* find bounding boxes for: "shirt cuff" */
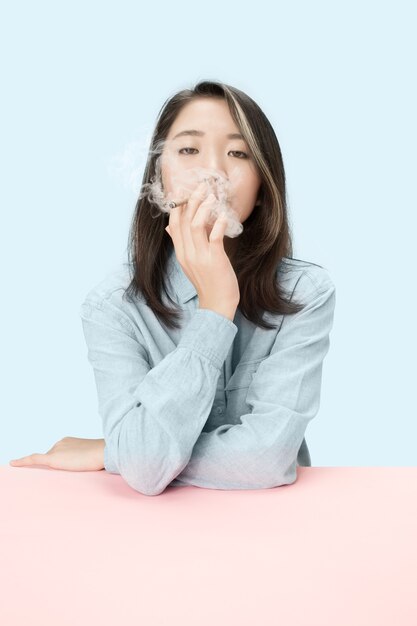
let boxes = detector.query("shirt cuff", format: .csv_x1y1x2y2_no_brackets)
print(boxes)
177,308,238,369
103,443,118,474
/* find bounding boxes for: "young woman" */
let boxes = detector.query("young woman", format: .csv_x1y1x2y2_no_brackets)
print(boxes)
10,80,336,495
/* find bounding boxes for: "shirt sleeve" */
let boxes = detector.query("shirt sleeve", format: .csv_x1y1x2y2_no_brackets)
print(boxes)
170,274,336,490
79,298,237,496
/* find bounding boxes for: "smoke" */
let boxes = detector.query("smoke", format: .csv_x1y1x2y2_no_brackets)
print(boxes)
107,134,245,238
106,124,154,197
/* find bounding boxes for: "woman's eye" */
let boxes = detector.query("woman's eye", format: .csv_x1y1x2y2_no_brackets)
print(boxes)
178,147,198,155
178,148,248,159
230,151,248,159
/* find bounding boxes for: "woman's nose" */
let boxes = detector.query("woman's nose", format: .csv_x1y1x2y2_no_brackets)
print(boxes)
198,155,228,181
200,168,228,186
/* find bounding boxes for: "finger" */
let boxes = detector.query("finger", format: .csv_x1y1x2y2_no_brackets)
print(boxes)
166,204,185,260
9,454,48,466
180,180,209,258
167,179,210,261
186,178,214,222
190,193,218,253
209,213,229,246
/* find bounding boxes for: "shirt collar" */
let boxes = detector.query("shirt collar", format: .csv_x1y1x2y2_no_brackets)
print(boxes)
166,246,198,304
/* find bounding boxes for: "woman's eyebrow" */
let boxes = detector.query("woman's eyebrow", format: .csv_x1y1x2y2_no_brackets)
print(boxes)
172,129,244,140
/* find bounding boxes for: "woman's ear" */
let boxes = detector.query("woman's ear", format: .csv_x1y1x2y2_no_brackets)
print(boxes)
255,186,263,206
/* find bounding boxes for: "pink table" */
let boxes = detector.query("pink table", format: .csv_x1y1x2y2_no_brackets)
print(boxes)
1,465,416,625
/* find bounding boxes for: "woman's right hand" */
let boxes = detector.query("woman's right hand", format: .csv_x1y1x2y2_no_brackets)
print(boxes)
165,179,240,321
9,437,105,472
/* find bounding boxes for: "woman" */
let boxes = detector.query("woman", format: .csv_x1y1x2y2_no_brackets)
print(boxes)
10,80,336,495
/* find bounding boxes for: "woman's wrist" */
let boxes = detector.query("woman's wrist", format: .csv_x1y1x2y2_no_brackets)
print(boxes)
198,301,237,322
95,438,106,470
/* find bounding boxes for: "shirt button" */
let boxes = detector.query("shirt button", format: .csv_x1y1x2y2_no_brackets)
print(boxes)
216,406,224,414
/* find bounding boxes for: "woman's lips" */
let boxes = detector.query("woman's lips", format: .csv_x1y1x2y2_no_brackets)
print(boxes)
165,173,233,211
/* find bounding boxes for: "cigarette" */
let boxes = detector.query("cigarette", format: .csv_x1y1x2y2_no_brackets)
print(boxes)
164,198,190,209
165,194,219,209
165,177,221,209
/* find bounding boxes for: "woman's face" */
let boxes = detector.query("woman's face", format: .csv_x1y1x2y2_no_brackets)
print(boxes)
160,97,262,238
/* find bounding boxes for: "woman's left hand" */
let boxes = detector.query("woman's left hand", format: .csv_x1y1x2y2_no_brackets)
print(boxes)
9,437,105,471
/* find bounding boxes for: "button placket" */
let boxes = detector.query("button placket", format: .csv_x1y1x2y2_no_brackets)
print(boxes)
224,358,265,391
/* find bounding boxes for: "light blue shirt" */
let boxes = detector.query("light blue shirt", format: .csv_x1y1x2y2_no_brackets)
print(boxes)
79,247,336,495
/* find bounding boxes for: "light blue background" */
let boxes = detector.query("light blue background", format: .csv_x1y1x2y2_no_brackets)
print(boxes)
1,0,415,467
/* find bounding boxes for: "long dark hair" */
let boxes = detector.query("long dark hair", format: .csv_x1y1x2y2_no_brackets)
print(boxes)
124,80,310,331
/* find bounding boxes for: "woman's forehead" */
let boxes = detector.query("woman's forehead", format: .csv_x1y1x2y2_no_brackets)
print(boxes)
169,99,238,135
